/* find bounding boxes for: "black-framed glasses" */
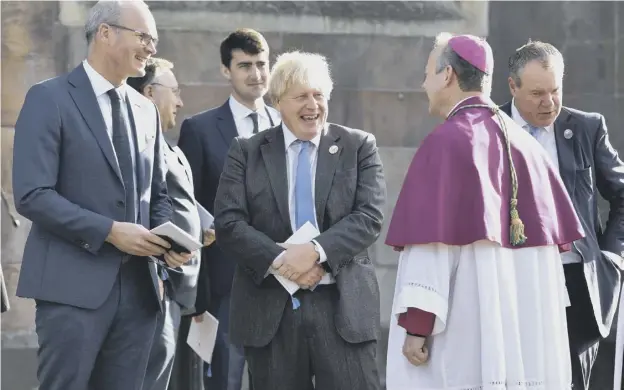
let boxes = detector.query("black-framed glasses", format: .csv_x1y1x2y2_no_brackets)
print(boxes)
108,23,158,47
151,83,181,97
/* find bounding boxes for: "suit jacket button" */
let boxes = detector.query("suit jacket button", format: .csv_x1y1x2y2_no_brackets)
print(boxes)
116,200,124,207
83,243,90,249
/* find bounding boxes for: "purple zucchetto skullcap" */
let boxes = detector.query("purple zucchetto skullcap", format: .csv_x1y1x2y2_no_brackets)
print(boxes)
448,34,493,75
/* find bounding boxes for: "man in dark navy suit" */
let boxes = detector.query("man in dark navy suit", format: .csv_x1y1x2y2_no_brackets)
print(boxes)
501,40,624,390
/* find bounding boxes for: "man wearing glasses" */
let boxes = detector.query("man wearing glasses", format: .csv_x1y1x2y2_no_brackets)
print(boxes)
128,58,213,390
11,2,194,390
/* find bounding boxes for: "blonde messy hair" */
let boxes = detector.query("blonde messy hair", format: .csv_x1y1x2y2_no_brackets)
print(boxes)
268,51,333,105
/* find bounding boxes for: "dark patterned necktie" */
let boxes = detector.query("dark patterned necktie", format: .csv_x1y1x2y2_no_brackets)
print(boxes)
107,88,136,223
249,112,259,134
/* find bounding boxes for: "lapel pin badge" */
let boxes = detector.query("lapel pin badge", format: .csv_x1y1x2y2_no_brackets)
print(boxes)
564,129,573,139
329,145,339,154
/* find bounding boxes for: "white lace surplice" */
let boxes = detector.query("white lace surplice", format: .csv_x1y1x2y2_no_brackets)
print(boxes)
386,240,571,390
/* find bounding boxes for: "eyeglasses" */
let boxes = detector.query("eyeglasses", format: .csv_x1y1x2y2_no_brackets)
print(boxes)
151,83,181,97
108,23,158,47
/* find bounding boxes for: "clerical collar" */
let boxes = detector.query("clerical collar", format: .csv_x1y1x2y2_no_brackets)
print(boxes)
446,95,485,118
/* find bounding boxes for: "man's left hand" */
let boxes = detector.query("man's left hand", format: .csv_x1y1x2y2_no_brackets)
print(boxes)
164,250,193,268
295,263,325,289
274,242,319,281
403,335,429,366
203,229,216,247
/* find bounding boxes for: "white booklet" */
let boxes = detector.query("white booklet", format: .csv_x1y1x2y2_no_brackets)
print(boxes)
150,221,203,253
187,311,219,363
196,203,214,230
270,221,320,295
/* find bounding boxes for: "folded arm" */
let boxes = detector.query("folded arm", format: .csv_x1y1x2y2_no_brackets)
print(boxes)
12,83,113,254
313,133,386,275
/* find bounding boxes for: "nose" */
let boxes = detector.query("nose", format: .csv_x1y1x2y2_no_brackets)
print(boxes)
146,40,157,56
304,95,318,109
177,95,184,108
252,65,262,80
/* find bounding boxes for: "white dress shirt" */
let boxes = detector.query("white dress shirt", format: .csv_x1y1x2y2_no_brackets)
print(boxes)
510,100,582,264
228,95,280,138
82,59,138,219
270,124,335,286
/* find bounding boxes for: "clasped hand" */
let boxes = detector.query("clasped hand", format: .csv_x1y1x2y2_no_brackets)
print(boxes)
272,242,325,288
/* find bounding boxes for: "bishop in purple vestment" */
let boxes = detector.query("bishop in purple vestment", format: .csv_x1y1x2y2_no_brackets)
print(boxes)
385,33,584,390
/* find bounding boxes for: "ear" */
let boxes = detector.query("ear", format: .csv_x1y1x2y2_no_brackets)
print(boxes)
443,65,454,87
143,84,155,99
508,76,517,97
220,64,231,81
98,24,112,44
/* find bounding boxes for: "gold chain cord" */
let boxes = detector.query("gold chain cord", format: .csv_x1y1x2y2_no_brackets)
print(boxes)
447,104,527,245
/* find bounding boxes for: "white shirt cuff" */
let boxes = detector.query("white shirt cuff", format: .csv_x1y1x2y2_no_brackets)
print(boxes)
312,239,327,263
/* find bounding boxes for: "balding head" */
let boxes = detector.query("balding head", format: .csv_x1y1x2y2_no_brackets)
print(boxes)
84,0,157,85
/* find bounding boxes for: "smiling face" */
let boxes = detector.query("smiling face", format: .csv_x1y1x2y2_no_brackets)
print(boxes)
509,59,563,127
99,2,158,81
221,49,269,106
277,83,328,141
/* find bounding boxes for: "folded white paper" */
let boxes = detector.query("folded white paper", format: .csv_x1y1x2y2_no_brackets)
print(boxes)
150,221,203,253
270,222,320,295
196,203,214,230
187,311,219,363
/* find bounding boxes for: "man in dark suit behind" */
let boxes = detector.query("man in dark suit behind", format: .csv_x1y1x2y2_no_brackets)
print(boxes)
11,2,192,389
214,50,386,390
500,40,624,390
128,57,209,390
177,28,279,390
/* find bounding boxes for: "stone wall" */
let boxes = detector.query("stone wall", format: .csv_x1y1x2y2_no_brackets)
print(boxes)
2,1,622,389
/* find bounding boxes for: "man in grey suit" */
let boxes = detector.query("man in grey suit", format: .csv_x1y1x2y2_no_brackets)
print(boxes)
177,28,279,390
214,50,386,390
12,2,192,390
128,57,209,390
501,40,624,390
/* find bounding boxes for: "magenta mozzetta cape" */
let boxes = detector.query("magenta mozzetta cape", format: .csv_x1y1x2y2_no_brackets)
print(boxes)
385,96,584,249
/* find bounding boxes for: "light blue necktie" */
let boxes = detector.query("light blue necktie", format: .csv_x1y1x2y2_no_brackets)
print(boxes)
295,141,316,230
291,140,316,310
527,124,541,139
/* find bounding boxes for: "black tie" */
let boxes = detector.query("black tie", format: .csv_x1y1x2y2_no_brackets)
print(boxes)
107,88,136,223
249,112,259,134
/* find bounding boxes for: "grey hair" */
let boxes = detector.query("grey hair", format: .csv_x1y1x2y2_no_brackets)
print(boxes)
433,32,490,94
84,1,149,45
508,40,564,87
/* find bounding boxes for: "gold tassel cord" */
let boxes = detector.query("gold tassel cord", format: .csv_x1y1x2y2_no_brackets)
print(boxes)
494,107,527,246
448,104,527,246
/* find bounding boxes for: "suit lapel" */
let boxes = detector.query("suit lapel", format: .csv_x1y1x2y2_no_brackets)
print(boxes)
124,92,148,201
216,102,239,148
314,126,342,229
260,127,291,230
554,110,578,194
67,65,122,183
